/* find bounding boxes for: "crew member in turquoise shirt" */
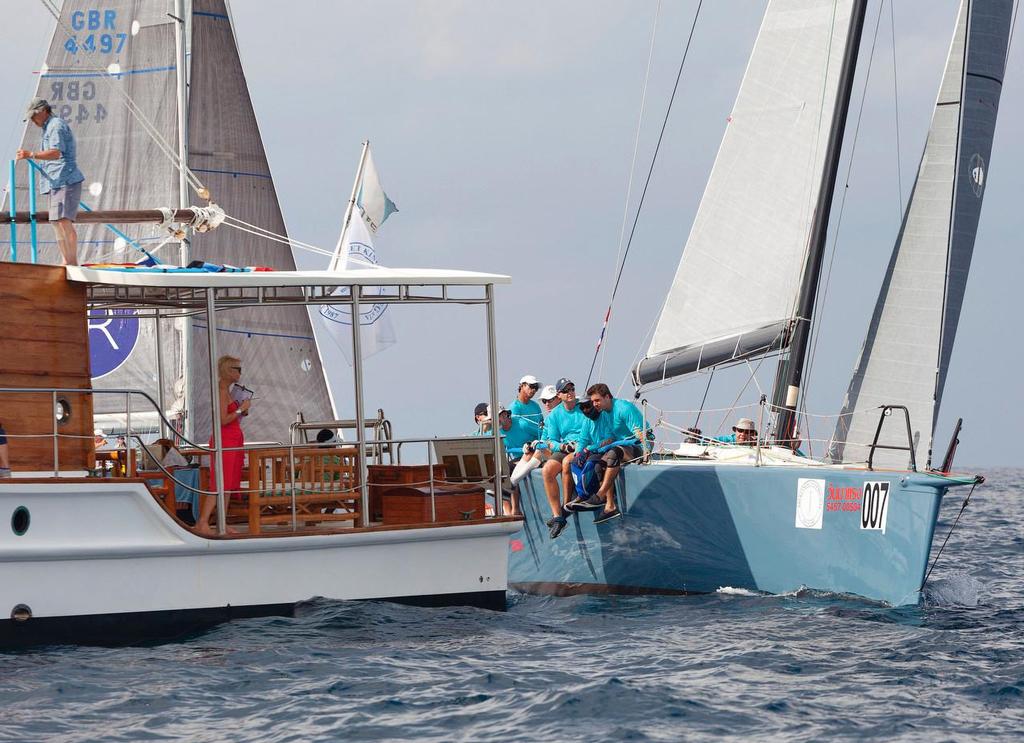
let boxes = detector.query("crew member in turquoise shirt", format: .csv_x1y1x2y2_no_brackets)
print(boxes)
16,98,86,266
471,403,533,515
541,378,588,538
569,382,647,523
509,374,543,439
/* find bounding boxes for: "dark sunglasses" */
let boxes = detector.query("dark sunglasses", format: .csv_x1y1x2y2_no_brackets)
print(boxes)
527,383,540,390
230,366,241,371
559,386,575,393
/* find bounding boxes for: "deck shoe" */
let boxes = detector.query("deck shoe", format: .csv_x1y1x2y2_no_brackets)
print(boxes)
549,516,568,539
594,508,621,525
570,494,607,512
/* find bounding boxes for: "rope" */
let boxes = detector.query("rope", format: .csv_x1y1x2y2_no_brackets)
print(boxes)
919,481,979,591
597,0,662,381
888,0,904,214
585,0,704,389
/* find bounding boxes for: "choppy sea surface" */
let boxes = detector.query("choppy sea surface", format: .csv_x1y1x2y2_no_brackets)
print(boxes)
1,468,1021,742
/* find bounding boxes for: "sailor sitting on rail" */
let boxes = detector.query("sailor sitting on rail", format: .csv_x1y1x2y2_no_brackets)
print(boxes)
473,403,533,515
564,383,646,524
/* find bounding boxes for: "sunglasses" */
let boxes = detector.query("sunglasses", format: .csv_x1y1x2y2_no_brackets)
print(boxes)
559,386,575,393
230,366,241,371
527,383,539,390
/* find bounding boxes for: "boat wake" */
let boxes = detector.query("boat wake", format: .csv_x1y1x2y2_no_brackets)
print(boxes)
923,572,983,607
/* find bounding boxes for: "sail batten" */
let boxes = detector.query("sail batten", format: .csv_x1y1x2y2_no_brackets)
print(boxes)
830,0,1012,468
636,0,856,388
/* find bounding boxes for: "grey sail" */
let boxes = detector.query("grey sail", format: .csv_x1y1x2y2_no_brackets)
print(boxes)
186,0,333,443
1,1,184,417
830,0,1011,468
635,0,855,388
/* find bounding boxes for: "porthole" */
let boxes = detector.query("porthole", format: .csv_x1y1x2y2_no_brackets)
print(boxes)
55,397,72,425
11,604,32,622
11,506,30,536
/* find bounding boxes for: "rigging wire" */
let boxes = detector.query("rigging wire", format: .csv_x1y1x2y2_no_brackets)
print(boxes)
919,481,979,591
584,0,704,389
597,0,662,381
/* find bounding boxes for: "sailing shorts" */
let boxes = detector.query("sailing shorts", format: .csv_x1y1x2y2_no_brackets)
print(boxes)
601,444,642,468
49,180,82,222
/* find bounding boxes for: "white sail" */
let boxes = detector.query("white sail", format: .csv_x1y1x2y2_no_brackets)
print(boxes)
830,0,1012,468
635,0,855,386
1,1,185,417
185,0,334,443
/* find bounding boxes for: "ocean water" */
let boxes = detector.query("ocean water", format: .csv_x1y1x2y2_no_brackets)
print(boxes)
1,469,1021,742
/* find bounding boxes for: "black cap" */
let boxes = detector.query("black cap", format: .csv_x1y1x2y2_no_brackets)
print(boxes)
556,377,574,392
474,402,489,419
578,399,601,420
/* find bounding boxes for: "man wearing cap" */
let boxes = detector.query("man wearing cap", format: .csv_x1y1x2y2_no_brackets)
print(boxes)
540,378,588,538
539,385,560,417
16,98,85,266
714,418,758,446
510,374,543,440
472,403,533,514
566,382,647,524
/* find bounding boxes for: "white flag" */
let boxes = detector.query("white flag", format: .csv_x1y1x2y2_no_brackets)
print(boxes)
356,148,398,234
317,213,397,363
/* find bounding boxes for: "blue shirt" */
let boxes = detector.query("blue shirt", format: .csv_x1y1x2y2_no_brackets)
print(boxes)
544,402,587,450
38,115,85,194
472,417,535,457
577,398,645,452
509,398,543,439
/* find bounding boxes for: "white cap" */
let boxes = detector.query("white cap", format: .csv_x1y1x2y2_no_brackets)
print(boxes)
94,428,105,436
540,385,558,402
519,374,539,386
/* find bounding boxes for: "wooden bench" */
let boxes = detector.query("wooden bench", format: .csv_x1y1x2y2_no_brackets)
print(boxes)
242,446,361,534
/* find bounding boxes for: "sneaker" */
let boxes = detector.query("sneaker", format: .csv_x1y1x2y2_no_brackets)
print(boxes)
549,516,567,539
594,508,622,525
545,516,557,528
565,494,605,513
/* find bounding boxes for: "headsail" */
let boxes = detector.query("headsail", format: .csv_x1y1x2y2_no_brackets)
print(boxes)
634,0,856,387
1,1,185,417
830,0,1012,468
186,0,334,443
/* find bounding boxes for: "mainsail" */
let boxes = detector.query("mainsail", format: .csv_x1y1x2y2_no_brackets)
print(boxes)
635,0,856,387
185,0,333,443
830,0,1012,468
2,1,185,416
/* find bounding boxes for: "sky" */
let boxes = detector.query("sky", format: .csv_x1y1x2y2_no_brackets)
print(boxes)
1,1,1021,468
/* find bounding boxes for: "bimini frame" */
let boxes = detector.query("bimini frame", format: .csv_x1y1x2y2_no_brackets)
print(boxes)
67,266,511,535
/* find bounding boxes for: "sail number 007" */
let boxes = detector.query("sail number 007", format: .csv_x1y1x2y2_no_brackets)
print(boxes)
860,480,891,533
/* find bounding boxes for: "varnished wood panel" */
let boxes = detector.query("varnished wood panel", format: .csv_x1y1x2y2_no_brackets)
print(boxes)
0,262,92,471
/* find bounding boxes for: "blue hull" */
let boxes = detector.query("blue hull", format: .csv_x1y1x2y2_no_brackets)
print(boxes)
509,462,972,606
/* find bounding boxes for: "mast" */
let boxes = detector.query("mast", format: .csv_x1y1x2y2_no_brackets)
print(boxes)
174,0,193,440
773,0,869,445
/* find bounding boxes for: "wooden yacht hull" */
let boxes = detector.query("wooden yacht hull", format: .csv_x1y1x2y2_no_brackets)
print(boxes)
0,480,517,647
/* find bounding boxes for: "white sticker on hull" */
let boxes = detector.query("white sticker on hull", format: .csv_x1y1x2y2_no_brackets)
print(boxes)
795,478,825,529
860,481,891,534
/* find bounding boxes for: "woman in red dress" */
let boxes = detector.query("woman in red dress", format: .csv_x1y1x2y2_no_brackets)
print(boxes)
197,355,250,535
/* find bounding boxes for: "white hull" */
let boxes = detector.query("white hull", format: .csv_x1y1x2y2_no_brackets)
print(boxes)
0,481,517,645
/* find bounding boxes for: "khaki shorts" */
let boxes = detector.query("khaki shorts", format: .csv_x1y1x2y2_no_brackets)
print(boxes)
49,180,82,222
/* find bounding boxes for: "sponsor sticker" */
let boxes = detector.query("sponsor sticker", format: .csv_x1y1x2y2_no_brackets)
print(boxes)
795,478,825,530
860,480,891,534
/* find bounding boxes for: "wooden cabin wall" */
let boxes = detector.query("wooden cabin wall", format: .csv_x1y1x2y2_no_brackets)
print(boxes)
0,262,93,472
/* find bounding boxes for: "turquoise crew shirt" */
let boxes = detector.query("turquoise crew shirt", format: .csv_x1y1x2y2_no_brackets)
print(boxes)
577,398,645,452
509,398,543,439
544,403,587,450
38,115,85,194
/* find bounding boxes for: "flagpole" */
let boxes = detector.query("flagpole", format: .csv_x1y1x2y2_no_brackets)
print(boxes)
328,141,370,272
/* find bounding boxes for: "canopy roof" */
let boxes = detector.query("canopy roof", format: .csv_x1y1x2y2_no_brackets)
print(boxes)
66,266,510,314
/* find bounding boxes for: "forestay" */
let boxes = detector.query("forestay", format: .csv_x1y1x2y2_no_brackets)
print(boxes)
634,0,855,387
2,1,184,416
830,0,1011,468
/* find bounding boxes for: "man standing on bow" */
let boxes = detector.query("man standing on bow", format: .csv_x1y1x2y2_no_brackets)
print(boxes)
16,98,85,266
